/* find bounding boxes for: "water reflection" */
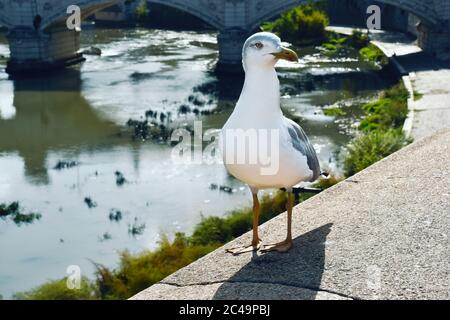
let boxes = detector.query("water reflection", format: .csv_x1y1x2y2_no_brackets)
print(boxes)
0,69,118,185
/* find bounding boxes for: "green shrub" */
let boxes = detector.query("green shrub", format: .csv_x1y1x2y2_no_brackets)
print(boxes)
343,129,409,177
190,216,233,245
95,233,217,300
344,81,410,177
13,277,97,300
261,3,329,43
383,82,410,101
359,83,409,132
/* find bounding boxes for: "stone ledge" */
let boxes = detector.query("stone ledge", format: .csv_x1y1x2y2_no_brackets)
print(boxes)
132,127,450,300
133,282,352,300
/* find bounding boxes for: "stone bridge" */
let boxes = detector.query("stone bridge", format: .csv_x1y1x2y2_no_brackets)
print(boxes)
1,0,450,73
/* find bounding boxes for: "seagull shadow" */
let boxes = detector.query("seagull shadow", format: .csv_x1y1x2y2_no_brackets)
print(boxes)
213,223,333,300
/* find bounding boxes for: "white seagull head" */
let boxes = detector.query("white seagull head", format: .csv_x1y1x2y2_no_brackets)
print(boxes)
242,32,299,72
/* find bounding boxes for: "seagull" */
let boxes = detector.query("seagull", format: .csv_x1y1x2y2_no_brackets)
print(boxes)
219,32,321,255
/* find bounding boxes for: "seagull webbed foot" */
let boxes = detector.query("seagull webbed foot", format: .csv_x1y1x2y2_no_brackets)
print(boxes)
225,241,261,256
261,239,293,253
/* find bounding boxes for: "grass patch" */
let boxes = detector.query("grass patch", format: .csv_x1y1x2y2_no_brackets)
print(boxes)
95,234,217,300
359,82,409,132
343,129,409,177
343,81,411,177
13,277,97,300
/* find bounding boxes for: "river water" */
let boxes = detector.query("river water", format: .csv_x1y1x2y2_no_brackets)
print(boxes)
0,27,394,298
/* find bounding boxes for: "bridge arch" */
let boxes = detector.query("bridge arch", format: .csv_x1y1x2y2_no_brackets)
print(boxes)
247,0,439,31
40,0,224,30
147,0,224,30
40,0,121,30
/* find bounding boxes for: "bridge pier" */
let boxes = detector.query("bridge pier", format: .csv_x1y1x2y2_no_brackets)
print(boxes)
417,22,450,60
6,26,85,75
216,28,249,74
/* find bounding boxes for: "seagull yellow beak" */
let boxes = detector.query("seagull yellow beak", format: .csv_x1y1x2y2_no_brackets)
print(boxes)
271,47,299,62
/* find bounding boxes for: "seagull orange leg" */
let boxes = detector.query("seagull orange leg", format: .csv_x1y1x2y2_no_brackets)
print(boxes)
226,193,261,255
261,192,294,253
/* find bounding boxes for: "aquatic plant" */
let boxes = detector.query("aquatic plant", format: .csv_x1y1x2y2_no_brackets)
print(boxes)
109,209,123,222
178,104,191,114
84,197,97,209
53,161,78,170
188,94,206,107
115,171,127,186
323,106,347,117
320,33,350,54
0,202,19,218
12,212,42,226
128,218,146,237
99,233,113,242
0,202,42,226
127,119,149,141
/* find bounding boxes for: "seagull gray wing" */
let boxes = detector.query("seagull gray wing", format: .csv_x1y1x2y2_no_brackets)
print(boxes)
285,117,321,182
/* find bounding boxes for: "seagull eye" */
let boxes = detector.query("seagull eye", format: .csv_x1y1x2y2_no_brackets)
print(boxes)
254,42,263,49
